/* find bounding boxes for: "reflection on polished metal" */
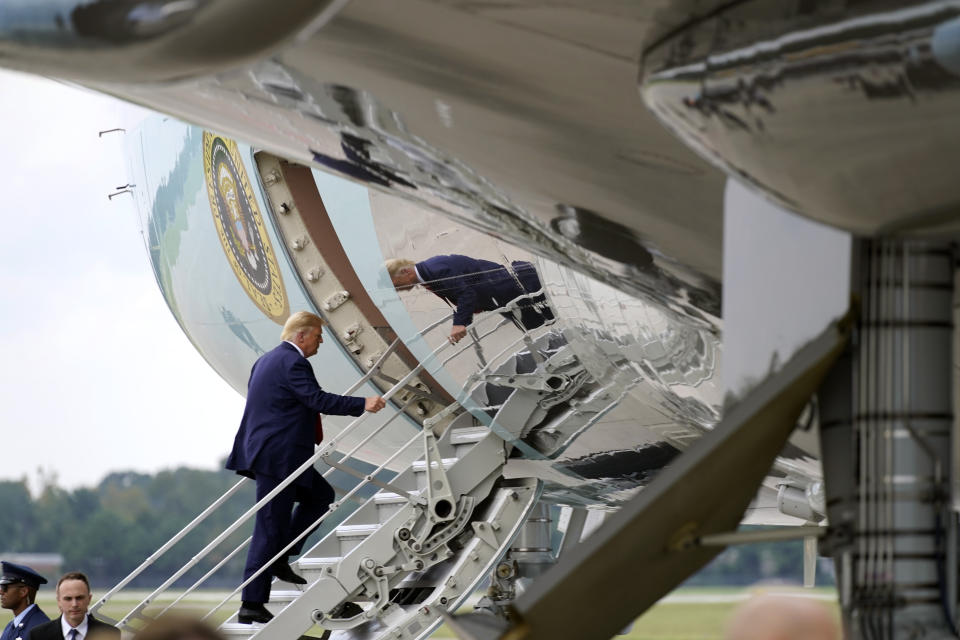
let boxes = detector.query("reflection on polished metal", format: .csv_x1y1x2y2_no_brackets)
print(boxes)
451,316,849,640
9,1,934,637
0,1,729,335
264,77,720,334
642,1,960,235
819,241,956,639
0,0,348,82
95,284,552,640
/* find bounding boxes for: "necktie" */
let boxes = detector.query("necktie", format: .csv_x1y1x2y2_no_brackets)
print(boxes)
314,414,324,445
69,628,79,640
1,620,14,640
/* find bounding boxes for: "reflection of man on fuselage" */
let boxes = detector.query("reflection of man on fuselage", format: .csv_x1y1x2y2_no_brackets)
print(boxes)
385,254,553,344
225,311,386,625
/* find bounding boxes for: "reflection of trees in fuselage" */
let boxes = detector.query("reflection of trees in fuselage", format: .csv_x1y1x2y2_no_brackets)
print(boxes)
219,306,265,356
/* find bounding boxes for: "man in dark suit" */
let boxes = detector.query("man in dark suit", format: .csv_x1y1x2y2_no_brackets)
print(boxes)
27,572,118,640
386,254,554,343
225,311,386,624
0,562,50,640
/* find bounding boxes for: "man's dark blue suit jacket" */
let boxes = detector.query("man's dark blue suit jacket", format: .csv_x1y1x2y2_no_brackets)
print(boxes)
2,605,49,640
225,342,365,487
416,254,530,327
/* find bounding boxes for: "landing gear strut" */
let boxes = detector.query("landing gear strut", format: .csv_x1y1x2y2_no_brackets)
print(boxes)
820,240,957,639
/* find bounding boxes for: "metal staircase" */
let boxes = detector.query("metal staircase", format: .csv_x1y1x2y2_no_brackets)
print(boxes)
92,288,563,640
221,419,539,640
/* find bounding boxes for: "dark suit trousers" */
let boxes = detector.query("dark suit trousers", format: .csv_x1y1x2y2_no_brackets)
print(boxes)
502,261,554,330
242,467,335,603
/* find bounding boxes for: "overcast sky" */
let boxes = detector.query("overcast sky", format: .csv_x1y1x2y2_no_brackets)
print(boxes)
0,69,246,492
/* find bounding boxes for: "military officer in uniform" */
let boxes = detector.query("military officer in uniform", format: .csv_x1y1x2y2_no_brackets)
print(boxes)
0,562,50,640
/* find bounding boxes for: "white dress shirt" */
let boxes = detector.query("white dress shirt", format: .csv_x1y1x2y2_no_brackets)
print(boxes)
60,615,88,640
284,340,305,357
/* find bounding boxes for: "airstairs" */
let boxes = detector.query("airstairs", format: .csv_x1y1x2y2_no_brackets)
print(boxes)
92,289,570,640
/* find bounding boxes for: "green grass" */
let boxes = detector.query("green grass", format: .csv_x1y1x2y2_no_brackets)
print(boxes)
3,588,840,640
430,587,841,640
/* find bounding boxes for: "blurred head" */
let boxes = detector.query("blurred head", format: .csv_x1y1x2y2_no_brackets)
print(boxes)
56,572,92,628
385,258,417,290
135,613,225,640
724,593,840,640
281,311,325,357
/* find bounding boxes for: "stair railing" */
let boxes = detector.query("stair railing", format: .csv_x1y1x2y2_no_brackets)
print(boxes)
200,426,426,622
101,276,555,627
113,305,523,626
155,395,418,620
200,289,558,621
114,340,448,628
96,311,462,620
92,330,416,620
90,477,249,617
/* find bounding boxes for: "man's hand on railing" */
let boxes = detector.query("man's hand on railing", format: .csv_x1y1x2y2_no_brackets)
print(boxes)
365,396,387,412
449,325,467,344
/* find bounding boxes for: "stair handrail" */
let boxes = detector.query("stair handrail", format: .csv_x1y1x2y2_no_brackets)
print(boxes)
203,289,554,622
90,477,249,614
108,284,547,622
96,317,455,615
117,314,473,626
339,312,453,397
155,397,418,620
442,288,552,391
201,427,425,622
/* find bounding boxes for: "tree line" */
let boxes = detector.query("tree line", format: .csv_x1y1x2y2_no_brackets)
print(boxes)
0,467,830,588
0,467,255,587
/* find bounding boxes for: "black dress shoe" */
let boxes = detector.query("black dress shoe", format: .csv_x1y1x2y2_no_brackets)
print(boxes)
271,561,308,585
238,602,273,624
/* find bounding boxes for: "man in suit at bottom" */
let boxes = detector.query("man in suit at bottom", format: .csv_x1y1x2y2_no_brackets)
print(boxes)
0,562,50,640
27,572,118,640
225,311,386,624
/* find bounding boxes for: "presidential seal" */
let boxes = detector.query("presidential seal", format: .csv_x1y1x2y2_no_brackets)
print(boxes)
203,132,289,323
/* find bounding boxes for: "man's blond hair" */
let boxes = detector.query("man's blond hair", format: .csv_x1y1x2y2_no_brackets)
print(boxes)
281,311,325,341
384,258,415,278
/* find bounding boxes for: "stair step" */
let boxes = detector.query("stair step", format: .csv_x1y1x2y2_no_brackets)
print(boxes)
268,590,302,603
264,589,302,616
411,458,458,472
336,523,380,554
449,426,488,445
374,492,409,504
296,556,340,574
220,623,259,637
336,524,381,537
374,491,412,522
